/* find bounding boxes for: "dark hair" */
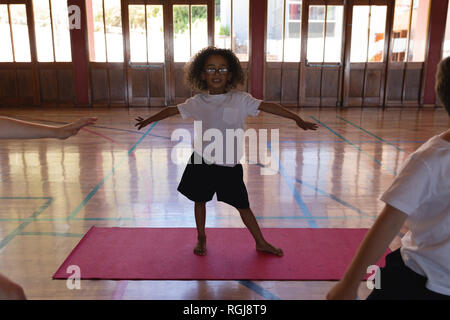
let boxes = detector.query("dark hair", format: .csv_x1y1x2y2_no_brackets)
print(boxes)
435,57,450,116
185,46,245,91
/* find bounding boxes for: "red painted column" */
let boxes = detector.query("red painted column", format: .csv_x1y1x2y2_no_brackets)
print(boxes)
250,0,266,100
423,0,449,106
68,0,90,106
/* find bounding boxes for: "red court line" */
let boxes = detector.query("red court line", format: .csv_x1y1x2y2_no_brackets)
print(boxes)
81,128,136,158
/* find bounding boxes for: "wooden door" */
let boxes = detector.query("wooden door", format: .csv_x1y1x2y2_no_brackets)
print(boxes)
124,0,167,106
0,0,37,107
168,0,214,105
124,0,213,107
300,0,345,107
342,0,393,107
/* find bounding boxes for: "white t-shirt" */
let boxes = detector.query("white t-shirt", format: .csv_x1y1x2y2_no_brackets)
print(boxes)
380,134,450,296
177,90,262,166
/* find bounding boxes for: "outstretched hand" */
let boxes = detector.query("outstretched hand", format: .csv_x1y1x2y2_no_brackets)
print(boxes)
296,118,319,131
135,116,151,130
57,117,97,139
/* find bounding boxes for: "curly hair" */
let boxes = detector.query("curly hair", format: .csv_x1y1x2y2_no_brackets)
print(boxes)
185,46,245,91
435,57,450,116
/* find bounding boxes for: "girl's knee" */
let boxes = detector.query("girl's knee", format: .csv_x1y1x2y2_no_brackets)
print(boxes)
10,284,26,300
0,279,26,300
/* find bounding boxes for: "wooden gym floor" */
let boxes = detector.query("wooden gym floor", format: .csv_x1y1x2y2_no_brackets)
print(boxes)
0,106,448,300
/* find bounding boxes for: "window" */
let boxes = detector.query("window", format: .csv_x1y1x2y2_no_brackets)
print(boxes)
307,5,344,63
215,0,249,62
350,6,386,63
390,0,430,62
33,0,72,62
173,4,207,62
0,4,31,62
128,5,164,63
443,2,450,58
86,0,123,62
266,0,302,62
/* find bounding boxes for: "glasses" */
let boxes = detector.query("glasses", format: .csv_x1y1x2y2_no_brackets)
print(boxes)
204,67,229,75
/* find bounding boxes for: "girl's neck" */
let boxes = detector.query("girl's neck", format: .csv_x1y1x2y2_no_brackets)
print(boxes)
208,89,228,95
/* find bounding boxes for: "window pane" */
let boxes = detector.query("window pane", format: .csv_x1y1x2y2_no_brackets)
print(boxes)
10,5,31,62
0,5,13,62
51,0,71,62
408,0,430,62
104,0,123,62
307,5,325,63
87,0,106,62
129,5,147,62
173,5,190,62
215,0,231,49
368,6,386,62
350,6,369,63
391,0,411,62
444,2,450,58
147,5,164,63
284,0,301,62
266,0,283,61
33,0,54,62
191,5,208,57
232,0,249,61
324,5,343,62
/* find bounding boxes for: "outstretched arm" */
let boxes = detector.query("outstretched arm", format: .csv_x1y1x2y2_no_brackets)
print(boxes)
135,106,180,130
326,204,408,300
0,116,97,140
258,102,318,131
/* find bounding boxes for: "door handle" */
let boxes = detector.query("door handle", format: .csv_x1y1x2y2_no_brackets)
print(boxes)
128,61,165,69
306,62,342,68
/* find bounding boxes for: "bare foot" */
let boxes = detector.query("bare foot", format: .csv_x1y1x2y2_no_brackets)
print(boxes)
194,237,206,256
256,241,283,256
57,117,98,139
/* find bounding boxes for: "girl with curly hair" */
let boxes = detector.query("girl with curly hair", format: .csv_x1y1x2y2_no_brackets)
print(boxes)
135,46,318,256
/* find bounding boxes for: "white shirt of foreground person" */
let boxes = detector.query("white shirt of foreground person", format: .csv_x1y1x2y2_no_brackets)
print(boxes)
177,90,262,167
380,134,450,296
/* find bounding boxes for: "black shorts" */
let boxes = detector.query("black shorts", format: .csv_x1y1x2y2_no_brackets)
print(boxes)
177,153,250,209
366,249,450,300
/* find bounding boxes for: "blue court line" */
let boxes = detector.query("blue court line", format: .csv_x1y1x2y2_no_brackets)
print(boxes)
310,116,398,176
67,122,159,220
237,280,281,300
336,116,409,153
0,197,54,251
267,142,318,228
250,163,372,218
0,214,376,222
290,177,368,216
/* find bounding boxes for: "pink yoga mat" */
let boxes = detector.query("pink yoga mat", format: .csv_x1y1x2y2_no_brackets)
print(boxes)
53,227,389,280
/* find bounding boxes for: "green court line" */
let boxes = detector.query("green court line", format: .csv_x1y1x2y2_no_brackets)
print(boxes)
67,122,159,220
0,197,54,251
336,116,409,154
310,116,398,175
19,232,84,238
